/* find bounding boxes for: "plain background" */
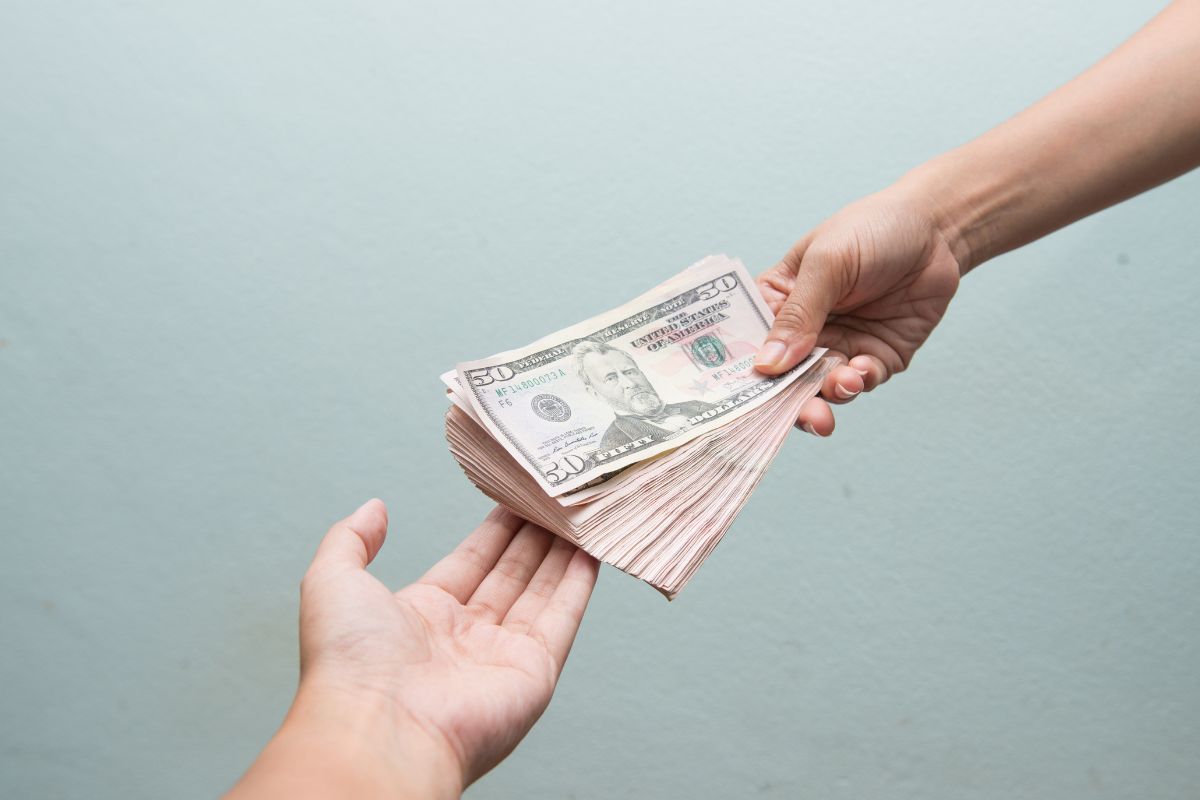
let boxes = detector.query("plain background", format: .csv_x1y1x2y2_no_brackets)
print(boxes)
3,1,1198,797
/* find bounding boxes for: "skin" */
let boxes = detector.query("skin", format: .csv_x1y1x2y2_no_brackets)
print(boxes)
228,3,1200,794
581,348,665,417
226,501,599,799
755,0,1200,436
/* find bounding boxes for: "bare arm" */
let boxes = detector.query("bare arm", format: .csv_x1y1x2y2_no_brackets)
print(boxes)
755,0,1200,433
925,0,1200,271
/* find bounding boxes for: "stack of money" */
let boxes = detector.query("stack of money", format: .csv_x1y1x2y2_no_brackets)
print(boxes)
442,255,837,598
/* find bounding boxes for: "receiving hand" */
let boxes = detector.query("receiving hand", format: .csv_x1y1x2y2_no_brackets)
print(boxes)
228,501,600,799
754,182,964,435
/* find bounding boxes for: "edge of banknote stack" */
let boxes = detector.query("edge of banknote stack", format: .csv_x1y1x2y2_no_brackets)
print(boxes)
441,255,840,599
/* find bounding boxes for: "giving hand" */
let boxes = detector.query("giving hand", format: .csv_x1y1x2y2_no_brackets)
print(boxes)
755,182,963,435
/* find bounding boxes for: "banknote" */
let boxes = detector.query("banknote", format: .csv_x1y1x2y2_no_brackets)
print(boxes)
454,255,825,496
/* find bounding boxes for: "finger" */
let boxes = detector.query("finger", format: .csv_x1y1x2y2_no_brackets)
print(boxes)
755,268,791,314
848,354,889,391
501,535,578,634
309,498,389,576
822,364,864,404
466,523,556,623
755,245,848,375
418,506,524,603
756,234,816,314
530,548,601,675
794,396,835,437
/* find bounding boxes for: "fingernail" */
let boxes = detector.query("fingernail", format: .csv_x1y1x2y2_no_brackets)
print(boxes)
756,339,788,369
854,367,869,377
802,423,820,436
834,383,860,400
347,498,383,529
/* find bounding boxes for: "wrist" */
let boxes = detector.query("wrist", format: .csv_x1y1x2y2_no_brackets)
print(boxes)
292,679,464,798
896,145,1026,275
893,157,976,275
231,679,464,799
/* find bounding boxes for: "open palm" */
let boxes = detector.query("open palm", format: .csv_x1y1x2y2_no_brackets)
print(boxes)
299,502,599,790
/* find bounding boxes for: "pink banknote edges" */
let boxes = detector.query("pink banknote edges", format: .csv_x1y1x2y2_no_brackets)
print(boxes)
453,256,826,496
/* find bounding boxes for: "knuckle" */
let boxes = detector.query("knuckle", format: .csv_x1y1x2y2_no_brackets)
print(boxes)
772,302,813,335
804,242,843,267
804,239,858,293
810,246,850,277
762,260,794,283
758,264,796,300
780,246,805,275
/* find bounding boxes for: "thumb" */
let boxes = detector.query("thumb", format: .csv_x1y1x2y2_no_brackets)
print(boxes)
310,498,389,574
754,245,847,374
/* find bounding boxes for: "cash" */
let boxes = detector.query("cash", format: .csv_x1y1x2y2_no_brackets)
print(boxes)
442,255,838,598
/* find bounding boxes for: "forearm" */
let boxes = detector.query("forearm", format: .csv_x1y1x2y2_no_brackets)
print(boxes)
908,0,1200,272
225,683,463,800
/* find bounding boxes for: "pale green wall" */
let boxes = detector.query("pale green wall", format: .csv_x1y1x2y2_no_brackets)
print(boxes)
3,2,1198,798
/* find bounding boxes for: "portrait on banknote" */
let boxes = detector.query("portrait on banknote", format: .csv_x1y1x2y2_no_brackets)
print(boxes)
453,257,825,496
570,340,717,453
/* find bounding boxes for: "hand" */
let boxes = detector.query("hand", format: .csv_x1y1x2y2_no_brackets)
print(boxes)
753,180,964,435
228,501,600,799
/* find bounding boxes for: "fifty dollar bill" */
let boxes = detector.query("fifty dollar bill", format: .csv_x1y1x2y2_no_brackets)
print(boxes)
455,255,824,496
